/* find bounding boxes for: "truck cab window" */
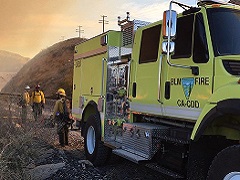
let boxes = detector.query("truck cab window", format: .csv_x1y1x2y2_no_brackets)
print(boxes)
193,13,209,63
207,8,240,56
172,14,194,59
139,25,161,64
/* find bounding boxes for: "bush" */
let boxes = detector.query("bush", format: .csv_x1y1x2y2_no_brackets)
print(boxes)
0,120,47,179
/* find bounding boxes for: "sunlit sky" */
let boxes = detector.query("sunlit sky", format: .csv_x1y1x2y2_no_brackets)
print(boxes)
0,0,197,58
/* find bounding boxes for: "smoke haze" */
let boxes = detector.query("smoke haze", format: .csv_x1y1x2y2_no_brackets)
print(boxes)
0,0,73,57
0,0,197,58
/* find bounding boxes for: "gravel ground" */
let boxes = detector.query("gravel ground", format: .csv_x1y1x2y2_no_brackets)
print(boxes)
0,96,169,180
33,126,168,180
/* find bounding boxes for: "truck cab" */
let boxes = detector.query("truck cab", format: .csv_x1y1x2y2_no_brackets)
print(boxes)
72,1,240,179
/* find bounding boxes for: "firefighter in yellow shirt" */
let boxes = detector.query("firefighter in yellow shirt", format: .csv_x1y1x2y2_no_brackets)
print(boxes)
31,84,45,121
21,85,31,124
53,88,71,147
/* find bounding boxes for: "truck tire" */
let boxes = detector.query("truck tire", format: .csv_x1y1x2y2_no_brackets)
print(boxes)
84,114,111,166
207,145,240,180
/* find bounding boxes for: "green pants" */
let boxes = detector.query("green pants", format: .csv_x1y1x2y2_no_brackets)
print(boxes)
33,103,42,121
21,106,27,124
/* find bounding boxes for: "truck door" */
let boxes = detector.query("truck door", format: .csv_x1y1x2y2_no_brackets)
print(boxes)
130,24,163,116
161,12,213,121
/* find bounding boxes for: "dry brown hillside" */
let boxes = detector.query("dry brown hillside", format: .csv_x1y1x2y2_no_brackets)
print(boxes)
0,50,29,72
1,38,85,98
230,0,240,5
0,50,29,90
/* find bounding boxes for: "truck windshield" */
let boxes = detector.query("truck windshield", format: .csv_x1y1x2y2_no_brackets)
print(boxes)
207,8,240,56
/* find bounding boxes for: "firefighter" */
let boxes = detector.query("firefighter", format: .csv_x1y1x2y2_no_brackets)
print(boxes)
21,85,31,124
53,88,71,147
31,84,45,121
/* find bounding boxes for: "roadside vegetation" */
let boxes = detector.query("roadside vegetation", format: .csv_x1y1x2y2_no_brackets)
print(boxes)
0,119,53,179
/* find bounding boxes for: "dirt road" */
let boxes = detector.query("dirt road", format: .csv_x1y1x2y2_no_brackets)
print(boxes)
33,127,167,180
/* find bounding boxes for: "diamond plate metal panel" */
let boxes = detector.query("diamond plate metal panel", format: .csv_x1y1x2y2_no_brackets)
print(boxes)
108,46,120,61
122,123,169,159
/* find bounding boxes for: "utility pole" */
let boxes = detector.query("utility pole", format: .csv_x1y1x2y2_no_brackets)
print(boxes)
98,15,109,33
76,26,84,38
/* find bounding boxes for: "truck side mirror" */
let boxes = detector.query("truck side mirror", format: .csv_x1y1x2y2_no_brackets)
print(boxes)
162,10,177,39
162,41,175,54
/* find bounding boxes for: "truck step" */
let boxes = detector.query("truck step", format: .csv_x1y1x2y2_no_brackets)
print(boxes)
145,163,185,179
112,149,148,164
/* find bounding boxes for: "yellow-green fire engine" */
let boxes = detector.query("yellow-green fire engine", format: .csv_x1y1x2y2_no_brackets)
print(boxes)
72,0,240,179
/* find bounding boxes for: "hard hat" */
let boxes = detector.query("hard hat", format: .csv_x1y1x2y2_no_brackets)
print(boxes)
25,85,30,90
56,88,66,96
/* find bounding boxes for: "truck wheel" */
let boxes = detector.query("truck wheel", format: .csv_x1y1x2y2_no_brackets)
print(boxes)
84,114,111,166
207,145,240,180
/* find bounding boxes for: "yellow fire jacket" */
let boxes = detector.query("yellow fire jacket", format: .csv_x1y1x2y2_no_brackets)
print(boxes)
53,98,70,119
31,90,45,104
23,91,30,106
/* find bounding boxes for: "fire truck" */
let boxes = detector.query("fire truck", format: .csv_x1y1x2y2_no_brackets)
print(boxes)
72,0,240,179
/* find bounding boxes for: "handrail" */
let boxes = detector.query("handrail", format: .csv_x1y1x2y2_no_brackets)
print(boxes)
101,57,107,98
166,1,199,75
157,55,163,104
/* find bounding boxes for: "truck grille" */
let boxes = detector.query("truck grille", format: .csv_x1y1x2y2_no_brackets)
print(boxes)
122,25,133,46
223,60,240,75
122,20,151,47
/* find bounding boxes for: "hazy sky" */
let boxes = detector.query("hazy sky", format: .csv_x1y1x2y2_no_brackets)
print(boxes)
0,0,196,58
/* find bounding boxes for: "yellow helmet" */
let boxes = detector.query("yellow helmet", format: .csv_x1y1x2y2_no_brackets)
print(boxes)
56,88,66,96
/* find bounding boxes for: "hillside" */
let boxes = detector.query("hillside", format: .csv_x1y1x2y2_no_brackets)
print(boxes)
0,50,29,90
1,38,85,98
0,50,29,72
0,72,16,91
230,0,240,5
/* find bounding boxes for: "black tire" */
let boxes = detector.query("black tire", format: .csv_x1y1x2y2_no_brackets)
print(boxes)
207,145,240,180
84,114,111,166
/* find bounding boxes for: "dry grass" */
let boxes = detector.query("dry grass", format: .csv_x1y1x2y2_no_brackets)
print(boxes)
0,119,56,180
0,93,83,179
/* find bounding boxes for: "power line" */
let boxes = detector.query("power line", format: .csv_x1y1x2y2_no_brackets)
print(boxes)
98,15,109,33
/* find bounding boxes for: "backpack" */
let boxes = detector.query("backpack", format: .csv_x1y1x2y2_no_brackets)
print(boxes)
63,99,73,125
33,90,44,103
57,99,73,133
